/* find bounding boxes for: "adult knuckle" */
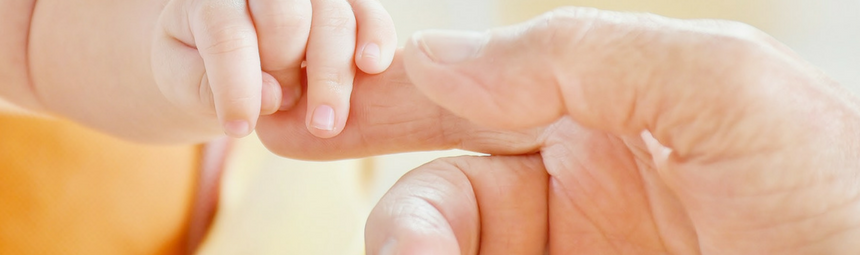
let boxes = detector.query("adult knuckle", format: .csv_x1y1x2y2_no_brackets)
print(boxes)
422,157,472,177
709,26,770,65
717,20,769,42
692,19,773,54
528,7,602,55
543,6,603,29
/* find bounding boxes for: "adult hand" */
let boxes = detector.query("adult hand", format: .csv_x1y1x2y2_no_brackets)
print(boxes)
253,7,860,254
360,8,860,254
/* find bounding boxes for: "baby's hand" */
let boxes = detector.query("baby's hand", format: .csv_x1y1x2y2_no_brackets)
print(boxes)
152,0,396,138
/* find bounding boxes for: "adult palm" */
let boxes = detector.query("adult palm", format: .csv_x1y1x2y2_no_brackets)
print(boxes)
257,8,860,255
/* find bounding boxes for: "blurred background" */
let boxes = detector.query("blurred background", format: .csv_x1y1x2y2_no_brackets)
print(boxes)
198,0,860,254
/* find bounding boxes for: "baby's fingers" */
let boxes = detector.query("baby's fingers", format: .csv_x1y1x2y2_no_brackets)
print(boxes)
305,0,357,138
190,0,263,137
350,0,397,74
250,0,312,111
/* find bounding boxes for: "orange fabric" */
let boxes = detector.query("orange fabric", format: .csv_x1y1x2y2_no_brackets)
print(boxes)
0,114,200,255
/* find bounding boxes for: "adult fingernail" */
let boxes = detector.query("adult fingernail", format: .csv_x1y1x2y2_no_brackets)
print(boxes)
311,105,335,131
224,120,250,137
415,30,486,64
362,43,381,62
378,238,397,255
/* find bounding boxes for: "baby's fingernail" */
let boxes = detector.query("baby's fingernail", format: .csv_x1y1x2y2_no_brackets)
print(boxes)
224,120,250,137
362,43,381,62
311,105,335,131
378,238,397,255
415,30,486,64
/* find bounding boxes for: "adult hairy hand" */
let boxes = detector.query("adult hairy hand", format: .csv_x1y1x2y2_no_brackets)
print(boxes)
254,7,860,254
361,8,860,254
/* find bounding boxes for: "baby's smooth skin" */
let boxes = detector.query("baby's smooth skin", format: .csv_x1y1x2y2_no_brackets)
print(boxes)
153,0,397,138
0,0,395,142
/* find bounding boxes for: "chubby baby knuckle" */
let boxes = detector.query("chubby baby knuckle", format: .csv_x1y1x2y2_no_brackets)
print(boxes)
360,11,395,31
352,1,393,24
254,3,311,33
273,14,311,33
217,94,256,112
317,15,356,33
314,4,356,32
192,0,246,24
308,68,349,87
199,26,257,55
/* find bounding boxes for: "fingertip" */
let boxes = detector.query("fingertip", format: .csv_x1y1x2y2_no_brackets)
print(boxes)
306,103,347,138
302,86,352,138
356,42,384,74
377,239,397,255
365,159,481,255
351,0,397,74
305,0,356,139
370,235,460,255
190,0,264,138
356,41,396,74
310,104,335,131
223,120,252,138
303,76,351,138
261,72,282,115
216,101,260,138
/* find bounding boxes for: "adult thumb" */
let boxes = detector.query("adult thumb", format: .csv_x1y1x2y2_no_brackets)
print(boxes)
402,7,817,159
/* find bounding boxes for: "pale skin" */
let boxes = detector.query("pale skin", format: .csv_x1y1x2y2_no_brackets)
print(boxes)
253,8,860,255
0,0,396,143
4,1,860,253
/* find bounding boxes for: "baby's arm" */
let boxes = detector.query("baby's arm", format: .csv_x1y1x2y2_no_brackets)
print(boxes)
25,0,225,143
2,0,396,144
0,0,224,143
0,1,42,115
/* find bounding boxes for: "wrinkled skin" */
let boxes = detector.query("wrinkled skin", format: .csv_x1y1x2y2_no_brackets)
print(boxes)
256,7,860,255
